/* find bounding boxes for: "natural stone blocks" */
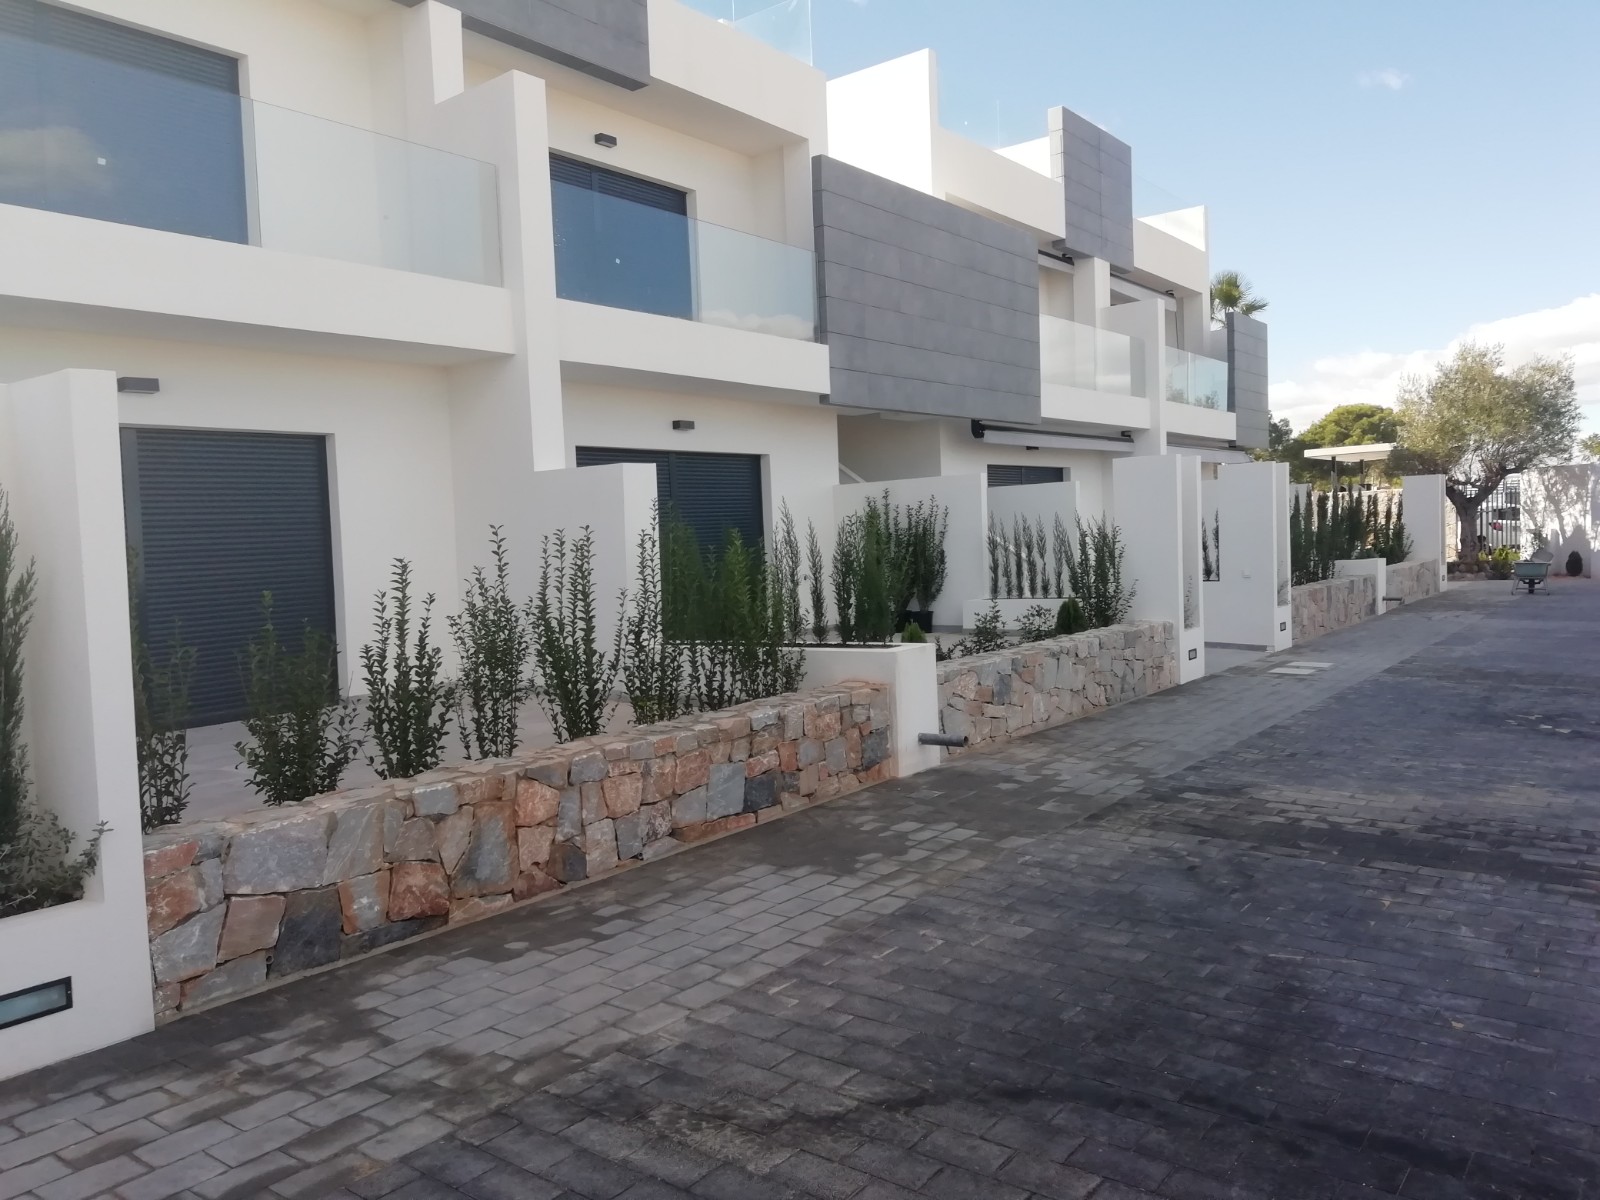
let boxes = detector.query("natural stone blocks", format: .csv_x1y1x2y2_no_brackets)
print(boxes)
614,812,645,860
453,802,515,898
270,887,343,978
147,866,204,938
518,825,555,872
602,773,643,818
743,774,778,813
218,894,285,962
411,782,458,816
338,871,391,934
181,951,266,1009
707,762,745,820
323,804,383,885
150,906,224,984
449,894,512,925
435,808,474,874
515,779,561,826
388,819,437,863
388,862,449,921
143,679,894,1019
223,813,330,894
672,786,707,827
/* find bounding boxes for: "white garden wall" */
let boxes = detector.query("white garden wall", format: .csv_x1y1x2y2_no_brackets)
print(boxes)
0,370,152,1081
1112,454,1204,682
1522,466,1600,576
1203,461,1292,651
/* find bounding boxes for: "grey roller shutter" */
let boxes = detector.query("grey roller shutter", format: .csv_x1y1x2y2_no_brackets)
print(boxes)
987,464,1066,487
0,0,239,90
122,428,337,728
575,447,763,551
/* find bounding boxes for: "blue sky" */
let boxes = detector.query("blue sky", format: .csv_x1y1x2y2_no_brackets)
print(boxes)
811,0,1600,432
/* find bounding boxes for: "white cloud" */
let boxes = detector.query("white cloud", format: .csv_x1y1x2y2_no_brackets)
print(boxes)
1357,68,1410,91
1270,293,1600,433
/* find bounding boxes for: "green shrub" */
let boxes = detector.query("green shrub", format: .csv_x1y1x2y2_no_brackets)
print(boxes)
1487,546,1517,580
530,527,619,742
129,553,196,831
449,528,531,760
0,489,105,917
806,520,828,642
620,511,686,726
1056,597,1089,635
1067,516,1135,628
237,595,360,805
899,621,927,644
362,559,453,779
966,598,1008,655
1016,603,1056,643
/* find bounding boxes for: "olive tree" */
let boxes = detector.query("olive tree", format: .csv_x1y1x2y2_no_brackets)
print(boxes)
1392,343,1579,559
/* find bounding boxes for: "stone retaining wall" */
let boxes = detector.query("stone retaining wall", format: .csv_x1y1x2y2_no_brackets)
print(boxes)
143,683,891,1019
936,622,1176,756
1387,559,1441,606
1292,576,1375,643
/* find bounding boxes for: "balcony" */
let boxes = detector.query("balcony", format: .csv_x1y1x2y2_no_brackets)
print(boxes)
1165,348,1229,410
677,0,813,63
0,33,500,286
1041,316,1145,396
552,180,816,341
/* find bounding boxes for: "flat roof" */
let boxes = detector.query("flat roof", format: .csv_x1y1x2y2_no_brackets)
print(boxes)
1302,442,1396,463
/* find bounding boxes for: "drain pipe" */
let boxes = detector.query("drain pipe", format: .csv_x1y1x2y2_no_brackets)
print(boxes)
918,732,969,748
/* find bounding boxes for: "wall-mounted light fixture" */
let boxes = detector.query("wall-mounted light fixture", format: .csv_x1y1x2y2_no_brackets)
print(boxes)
594,133,618,149
1280,621,1288,632
0,977,72,1032
1187,648,1198,661
672,420,695,431
116,377,160,394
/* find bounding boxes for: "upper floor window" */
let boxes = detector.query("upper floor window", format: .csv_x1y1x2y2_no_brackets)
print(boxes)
550,154,692,319
0,0,246,241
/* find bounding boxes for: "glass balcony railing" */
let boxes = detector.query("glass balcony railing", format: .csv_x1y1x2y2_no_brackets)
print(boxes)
1165,348,1230,410
552,180,816,340
0,31,500,284
1040,316,1145,397
679,0,812,63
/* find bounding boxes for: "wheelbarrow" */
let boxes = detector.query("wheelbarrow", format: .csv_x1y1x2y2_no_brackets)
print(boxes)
1513,550,1552,594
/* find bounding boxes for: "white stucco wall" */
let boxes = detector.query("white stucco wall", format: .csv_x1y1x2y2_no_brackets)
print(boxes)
0,328,462,688
1522,466,1600,576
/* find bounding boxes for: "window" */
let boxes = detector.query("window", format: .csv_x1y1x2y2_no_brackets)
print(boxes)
987,465,1067,488
576,447,763,552
550,154,692,318
0,0,247,241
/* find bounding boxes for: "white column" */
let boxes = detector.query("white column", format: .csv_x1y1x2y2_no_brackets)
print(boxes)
1101,297,1164,455
1205,461,1291,651
0,370,153,1080
400,0,466,132
1112,453,1202,682
1401,474,1448,592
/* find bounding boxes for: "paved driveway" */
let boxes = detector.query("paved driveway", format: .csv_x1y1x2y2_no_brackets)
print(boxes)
4,581,1598,1200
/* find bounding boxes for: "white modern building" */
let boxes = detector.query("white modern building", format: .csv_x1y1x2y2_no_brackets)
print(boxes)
0,0,1269,726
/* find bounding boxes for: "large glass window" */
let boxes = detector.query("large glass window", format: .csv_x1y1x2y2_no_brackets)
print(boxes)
0,0,247,241
551,154,692,319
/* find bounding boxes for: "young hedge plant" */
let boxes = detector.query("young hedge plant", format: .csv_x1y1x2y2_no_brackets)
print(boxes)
362,559,453,779
129,554,197,832
450,528,531,760
0,488,105,917
620,510,686,725
530,527,619,742
237,595,360,806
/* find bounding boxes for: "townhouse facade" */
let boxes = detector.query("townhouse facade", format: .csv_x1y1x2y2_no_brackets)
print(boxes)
0,0,1268,726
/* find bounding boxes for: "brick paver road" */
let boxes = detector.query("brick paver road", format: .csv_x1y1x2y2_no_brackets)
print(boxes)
5,581,1599,1199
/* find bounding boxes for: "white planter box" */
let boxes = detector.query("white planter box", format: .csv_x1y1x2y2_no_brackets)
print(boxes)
961,597,1067,631
802,643,940,778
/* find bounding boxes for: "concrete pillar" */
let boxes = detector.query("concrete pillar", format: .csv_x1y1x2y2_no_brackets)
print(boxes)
0,370,153,1080
1401,474,1448,591
1112,453,1203,682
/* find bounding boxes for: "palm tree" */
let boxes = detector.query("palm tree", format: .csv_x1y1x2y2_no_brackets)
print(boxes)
1210,270,1268,323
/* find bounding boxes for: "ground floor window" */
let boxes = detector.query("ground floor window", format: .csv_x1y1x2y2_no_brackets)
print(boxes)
121,427,336,726
575,446,763,551
987,464,1066,487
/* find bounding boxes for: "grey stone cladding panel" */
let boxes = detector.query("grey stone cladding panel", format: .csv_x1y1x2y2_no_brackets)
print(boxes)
1049,106,1134,270
1228,312,1270,450
394,0,649,90
813,155,1041,424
